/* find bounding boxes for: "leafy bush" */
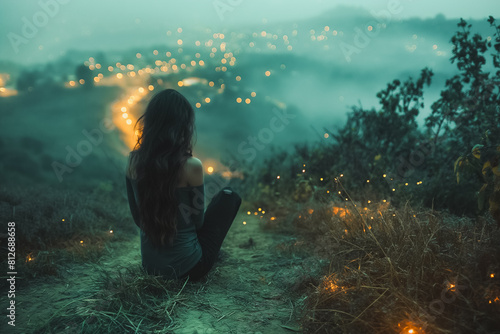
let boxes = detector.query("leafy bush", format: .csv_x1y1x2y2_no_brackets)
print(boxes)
234,17,500,219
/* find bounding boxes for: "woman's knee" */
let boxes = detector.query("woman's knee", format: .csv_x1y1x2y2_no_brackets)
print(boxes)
221,187,242,205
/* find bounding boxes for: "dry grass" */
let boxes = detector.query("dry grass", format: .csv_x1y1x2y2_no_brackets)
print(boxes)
34,264,189,333
261,180,500,333
0,183,136,285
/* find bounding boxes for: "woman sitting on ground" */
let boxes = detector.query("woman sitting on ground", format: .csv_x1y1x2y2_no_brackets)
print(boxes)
125,88,242,281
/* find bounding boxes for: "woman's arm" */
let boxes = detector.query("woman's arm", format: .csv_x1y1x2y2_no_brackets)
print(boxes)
192,184,205,230
186,157,204,186
186,157,204,230
125,175,141,229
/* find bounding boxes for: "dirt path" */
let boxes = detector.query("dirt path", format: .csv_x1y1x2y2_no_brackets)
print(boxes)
12,208,305,333
169,211,303,334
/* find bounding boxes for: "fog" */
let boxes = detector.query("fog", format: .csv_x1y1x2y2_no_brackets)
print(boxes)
0,0,498,176
1,0,498,65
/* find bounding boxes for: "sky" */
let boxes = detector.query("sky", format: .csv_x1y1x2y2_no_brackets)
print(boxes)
0,0,499,64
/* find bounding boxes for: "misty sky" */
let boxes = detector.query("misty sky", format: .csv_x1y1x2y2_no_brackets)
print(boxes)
1,0,499,64
1,0,499,175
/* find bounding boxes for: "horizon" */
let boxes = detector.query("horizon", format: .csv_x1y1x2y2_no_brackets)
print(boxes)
1,1,498,65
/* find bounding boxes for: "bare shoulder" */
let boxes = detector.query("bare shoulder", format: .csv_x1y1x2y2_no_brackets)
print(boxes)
186,157,203,170
184,157,203,186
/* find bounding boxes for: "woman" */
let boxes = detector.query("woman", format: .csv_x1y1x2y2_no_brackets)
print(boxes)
125,88,242,281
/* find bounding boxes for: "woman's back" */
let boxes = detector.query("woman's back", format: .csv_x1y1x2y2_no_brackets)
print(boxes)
126,154,206,279
127,153,203,187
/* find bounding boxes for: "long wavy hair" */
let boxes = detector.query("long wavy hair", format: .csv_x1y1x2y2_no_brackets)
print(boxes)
128,89,195,249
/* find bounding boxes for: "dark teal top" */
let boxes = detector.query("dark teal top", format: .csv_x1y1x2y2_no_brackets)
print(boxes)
125,175,205,279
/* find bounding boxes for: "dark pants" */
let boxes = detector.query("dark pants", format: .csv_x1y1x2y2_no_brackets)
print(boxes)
180,187,241,281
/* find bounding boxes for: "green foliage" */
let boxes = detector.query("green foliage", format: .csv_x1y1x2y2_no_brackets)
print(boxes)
237,17,500,218
427,17,500,148
488,16,500,70
454,131,500,225
334,68,433,180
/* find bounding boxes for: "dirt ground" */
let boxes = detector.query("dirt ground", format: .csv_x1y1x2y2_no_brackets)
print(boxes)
12,209,309,334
